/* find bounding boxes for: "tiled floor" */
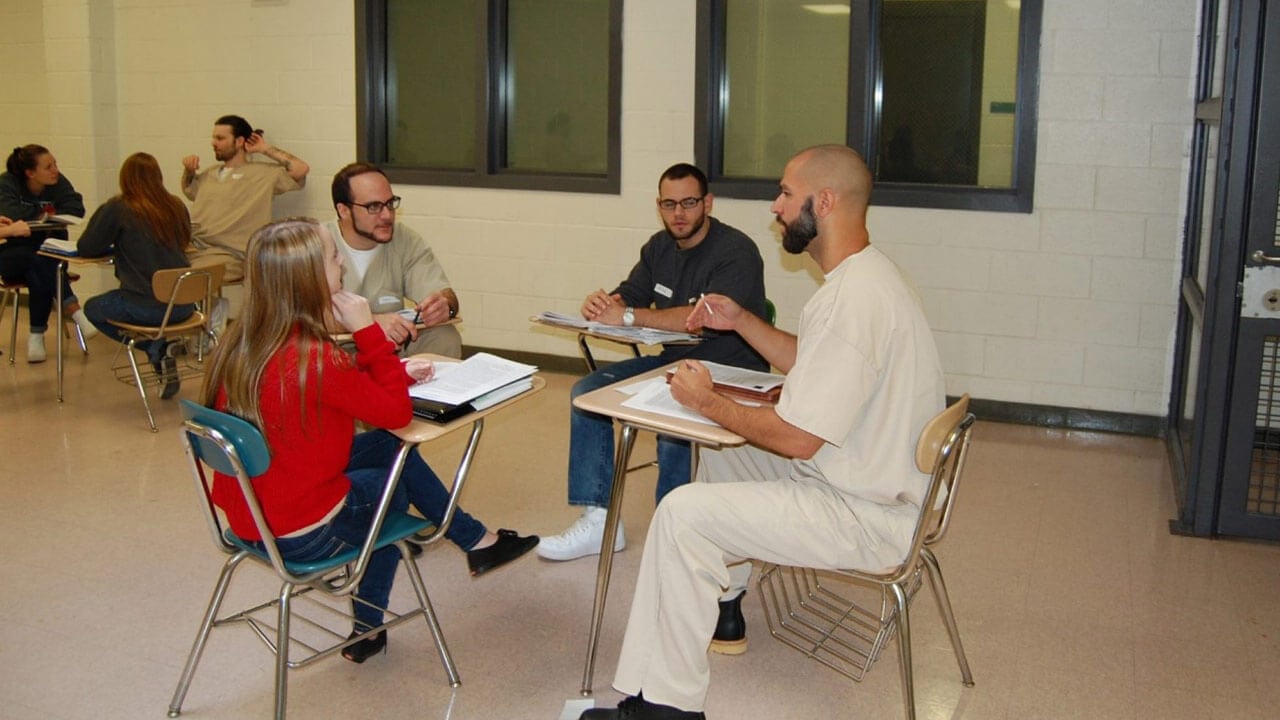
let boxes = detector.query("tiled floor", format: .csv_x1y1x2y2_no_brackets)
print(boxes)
1,330,1278,719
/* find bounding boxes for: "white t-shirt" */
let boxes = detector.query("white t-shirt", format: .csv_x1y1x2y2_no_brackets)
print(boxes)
774,245,944,508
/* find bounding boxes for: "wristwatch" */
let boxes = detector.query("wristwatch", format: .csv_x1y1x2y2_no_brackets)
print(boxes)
622,307,635,327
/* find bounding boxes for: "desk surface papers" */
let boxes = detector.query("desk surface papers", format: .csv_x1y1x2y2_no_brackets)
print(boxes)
409,352,537,406
535,311,700,345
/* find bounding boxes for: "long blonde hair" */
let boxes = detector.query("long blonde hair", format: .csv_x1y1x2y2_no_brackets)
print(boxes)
200,218,344,435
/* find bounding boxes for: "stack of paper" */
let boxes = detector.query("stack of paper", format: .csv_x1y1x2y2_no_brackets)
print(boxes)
534,310,700,345
39,238,79,256
410,352,537,406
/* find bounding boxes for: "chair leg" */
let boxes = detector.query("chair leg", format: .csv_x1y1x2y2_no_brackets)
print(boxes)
891,582,916,720
123,338,158,432
274,583,293,720
4,290,17,366
401,545,462,687
169,554,247,718
921,548,975,687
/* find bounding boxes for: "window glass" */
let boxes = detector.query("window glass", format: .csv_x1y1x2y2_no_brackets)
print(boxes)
878,0,1020,188
386,0,481,169
506,0,611,174
722,0,849,178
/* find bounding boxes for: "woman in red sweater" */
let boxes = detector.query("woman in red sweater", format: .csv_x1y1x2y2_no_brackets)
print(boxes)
200,218,537,663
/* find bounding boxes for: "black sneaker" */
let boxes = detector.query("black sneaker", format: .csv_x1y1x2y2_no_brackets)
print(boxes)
466,529,538,576
709,590,746,655
159,343,182,399
580,694,705,719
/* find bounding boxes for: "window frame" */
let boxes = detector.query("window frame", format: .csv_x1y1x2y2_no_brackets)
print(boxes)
355,0,623,194
694,0,1043,213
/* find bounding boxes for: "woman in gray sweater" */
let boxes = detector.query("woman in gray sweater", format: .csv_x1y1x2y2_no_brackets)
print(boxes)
78,152,194,398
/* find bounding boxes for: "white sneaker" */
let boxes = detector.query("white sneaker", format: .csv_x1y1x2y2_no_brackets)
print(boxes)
70,308,99,340
210,297,230,337
536,506,625,561
27,333,46,363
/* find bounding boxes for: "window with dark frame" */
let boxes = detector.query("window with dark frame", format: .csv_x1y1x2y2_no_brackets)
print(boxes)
356,0,622,194
695,0,1042,213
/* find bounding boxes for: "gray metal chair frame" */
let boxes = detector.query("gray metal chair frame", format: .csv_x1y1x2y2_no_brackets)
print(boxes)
757,395,976,720
168,402,474,719
1,275,89,365
107,265,223,431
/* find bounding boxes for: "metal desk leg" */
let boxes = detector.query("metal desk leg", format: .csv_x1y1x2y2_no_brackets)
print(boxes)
580,422,638,696
54,260,65,402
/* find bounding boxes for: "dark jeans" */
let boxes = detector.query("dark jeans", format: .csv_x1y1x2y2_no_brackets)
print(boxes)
263,430,487,631
0,245,77,332
568,355,692,507
84,290,194,363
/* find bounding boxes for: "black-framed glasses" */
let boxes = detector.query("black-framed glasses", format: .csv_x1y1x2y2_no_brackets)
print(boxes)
658,196,704,211
349,196,402,215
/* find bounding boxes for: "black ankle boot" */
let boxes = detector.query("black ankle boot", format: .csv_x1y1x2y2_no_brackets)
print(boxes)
710,590,747,655
341,629,386,664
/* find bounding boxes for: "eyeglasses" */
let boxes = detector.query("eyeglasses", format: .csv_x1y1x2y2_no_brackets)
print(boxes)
349,196,402,215
658,196,704,211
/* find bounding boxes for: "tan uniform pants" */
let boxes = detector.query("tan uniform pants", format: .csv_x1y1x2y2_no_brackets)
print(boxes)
611,444,918,712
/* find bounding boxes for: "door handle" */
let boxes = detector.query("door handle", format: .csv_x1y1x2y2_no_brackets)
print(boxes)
1251,250,1280,264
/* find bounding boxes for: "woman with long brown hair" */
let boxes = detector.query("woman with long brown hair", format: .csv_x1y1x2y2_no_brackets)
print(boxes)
201,218,537,663
78,151,193,398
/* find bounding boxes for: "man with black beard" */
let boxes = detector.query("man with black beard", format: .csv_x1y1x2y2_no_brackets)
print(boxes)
581,146,944,720
539,163,769,621
323,163,462,357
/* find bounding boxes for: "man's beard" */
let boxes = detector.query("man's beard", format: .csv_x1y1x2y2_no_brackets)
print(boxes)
353,217,394,244
780,197,818,254
664,212,707,242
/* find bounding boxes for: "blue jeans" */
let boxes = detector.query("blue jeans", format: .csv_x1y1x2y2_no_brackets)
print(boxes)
0,246,77,332
84,290,194,363
265,430,488,631
568,356,692,507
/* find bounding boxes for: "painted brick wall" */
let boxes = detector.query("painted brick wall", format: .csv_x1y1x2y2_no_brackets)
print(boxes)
0,0,1199,416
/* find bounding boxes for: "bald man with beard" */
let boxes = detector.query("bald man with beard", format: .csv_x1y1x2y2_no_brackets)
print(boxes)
581,145,945,720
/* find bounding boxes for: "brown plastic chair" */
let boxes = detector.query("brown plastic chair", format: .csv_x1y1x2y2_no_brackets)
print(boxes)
757,394,976,720
107,265,224,431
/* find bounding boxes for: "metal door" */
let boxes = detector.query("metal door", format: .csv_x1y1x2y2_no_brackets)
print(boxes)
1217,1,1280,539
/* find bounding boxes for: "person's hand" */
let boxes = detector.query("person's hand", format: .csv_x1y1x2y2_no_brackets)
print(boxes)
181,155,200,173
580,289,618,321
0,217,30,238
416,291,451,327
243,131,272,155
668,359,715,412
331,290,374,333
686,293,742,332
373,312,417,345
403,358,436,383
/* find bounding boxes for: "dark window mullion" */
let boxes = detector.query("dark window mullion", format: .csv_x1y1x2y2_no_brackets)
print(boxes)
486,0,508,175
847,0,876,169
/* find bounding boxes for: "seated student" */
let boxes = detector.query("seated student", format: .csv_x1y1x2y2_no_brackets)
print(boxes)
78,152,195,399
200,218,538,663
0,144,96,363
323,163,462,358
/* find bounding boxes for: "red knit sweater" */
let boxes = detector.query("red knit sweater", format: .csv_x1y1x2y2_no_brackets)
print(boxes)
211,324,414,541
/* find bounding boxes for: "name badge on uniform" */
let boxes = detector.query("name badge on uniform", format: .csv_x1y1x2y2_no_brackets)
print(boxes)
378,295,400,306
654,283,673,298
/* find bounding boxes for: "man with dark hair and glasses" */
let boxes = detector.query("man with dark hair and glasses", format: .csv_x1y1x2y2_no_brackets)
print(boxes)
181,114,310,283
323,162,461,358
540,162,768,652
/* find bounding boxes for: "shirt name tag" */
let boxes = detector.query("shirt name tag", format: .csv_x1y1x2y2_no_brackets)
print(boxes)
654,283,673,298
378,295,400,306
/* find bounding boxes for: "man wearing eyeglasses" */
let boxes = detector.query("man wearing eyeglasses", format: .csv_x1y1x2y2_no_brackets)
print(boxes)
541,163,768,649
181,114,310,283
323,162,461,358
